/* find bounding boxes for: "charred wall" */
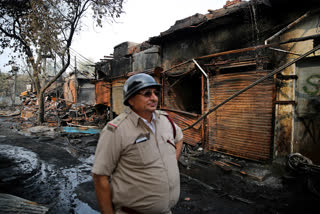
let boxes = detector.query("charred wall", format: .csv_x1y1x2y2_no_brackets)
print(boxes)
92,0,320,162
160,23,253,71
273,13,320,162
294,57,320,164
77,79,96,105
132,46,161,73
151,2,281,71
111,57,132,78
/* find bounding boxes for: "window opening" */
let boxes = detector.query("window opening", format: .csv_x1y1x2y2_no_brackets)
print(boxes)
165,71,202,114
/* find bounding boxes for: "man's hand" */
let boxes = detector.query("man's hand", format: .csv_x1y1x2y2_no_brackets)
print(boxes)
92,174,114,214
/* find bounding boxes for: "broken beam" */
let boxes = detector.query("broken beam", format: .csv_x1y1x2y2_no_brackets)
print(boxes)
276,73,298,80
274,101,296,105
195,34,320,60
161,108,199,117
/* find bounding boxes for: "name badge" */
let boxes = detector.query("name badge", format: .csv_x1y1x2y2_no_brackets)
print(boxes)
135,137,148,144
135,133,150,144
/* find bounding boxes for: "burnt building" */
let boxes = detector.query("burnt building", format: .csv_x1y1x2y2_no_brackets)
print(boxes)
94,0,320,163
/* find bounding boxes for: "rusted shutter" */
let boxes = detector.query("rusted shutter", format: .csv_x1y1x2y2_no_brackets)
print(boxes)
112,78,127,115
208,70,274,161
166,111,202,146
63,79,75,105
95,81,111,106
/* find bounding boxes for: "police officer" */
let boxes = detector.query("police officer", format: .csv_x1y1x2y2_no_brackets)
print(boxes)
92,73,183,214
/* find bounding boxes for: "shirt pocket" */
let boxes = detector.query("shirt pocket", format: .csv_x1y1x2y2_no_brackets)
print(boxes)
161,134,177,156
135,139,159,165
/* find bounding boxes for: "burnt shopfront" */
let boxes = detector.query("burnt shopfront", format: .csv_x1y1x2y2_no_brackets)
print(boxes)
148,1,277,161
159,50,275,161
148,0,320,162
95,0,320,162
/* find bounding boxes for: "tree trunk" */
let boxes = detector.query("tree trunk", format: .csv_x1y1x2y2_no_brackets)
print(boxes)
37,90,45,124
11,68,17,107
33,72,41,95
26,63,35,92
36,51,71,124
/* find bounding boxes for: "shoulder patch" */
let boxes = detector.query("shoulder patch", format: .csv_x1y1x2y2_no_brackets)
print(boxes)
157,110,168,116
106,123,117,132
106,113,128,132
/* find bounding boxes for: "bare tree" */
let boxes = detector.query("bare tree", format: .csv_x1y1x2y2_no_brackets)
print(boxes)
0,0,124,123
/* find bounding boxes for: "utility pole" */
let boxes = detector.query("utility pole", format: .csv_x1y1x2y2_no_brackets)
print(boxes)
74,56,77,104
74,56,78,124
11,66,18,107
54,54,59,128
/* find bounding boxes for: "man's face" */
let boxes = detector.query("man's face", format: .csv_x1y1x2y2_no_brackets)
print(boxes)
128,87,160,115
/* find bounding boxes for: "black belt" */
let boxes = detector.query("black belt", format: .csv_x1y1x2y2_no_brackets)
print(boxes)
121,207,143,214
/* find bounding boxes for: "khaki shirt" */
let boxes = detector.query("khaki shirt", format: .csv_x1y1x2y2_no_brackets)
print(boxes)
92,109,183,214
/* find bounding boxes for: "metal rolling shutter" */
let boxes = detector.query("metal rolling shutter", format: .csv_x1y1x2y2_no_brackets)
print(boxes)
208,70,274,161
166,111,202,146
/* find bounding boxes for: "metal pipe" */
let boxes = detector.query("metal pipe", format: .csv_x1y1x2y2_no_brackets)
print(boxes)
291,64,297,154
159,34,320,75
168,76,184,89
183,44,320,131
195,34,320,60
160,108,199,117
195,44,270,60
269,47,301,56
265,11,311,45
162,60,192,74
193,59,210,111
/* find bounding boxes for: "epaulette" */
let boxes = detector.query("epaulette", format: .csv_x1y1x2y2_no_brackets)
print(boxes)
106,112,128,132
156,110,168,116
156,110,176,139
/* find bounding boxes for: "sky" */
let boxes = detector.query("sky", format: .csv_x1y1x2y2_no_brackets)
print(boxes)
0,0,229,72
71,0,228,63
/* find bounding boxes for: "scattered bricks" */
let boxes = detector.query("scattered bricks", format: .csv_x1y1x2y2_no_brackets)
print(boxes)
214,161,232,172
48,122,58,127
238,169,270,182
225,160,242,168
21,110,35,120
20,91,28,96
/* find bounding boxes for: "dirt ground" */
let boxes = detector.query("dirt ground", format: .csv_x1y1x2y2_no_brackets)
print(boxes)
0,115,319,214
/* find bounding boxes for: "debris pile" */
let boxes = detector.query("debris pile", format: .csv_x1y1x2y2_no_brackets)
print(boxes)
60,103,112,128
20,91,38,121
19,89,111,129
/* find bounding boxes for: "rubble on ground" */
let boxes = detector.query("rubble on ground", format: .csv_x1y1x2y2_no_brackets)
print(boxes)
19,89,111,130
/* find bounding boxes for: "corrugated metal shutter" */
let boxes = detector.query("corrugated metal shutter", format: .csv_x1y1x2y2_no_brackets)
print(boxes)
208,70,274,161
166,111,202,146
112,78,127,115
95,81,111,106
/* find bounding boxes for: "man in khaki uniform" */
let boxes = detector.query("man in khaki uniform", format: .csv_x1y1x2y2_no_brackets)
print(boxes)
92,73,183,214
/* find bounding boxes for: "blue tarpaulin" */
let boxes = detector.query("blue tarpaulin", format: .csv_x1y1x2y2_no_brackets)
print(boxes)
61,126,101,134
